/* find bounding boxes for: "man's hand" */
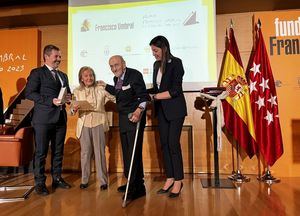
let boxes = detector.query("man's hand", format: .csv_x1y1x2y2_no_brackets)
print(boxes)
65,93,72,104
53,98,62,106
129,107,143,123
97,80,107,87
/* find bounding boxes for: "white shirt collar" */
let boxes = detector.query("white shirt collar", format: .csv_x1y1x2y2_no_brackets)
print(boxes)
45,64,57,71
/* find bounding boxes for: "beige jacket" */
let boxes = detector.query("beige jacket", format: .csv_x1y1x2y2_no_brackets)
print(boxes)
73,85,115,138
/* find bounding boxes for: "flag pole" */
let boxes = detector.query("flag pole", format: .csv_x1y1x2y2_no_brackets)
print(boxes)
226,19,250,183
228,140,250,183
257,165,280,185
253,19,282,185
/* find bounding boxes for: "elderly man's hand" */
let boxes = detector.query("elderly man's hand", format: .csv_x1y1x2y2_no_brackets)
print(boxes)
129,107,143,123
97,80,107,87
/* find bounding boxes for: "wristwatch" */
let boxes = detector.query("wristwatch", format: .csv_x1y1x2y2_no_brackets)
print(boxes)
138,106,145,111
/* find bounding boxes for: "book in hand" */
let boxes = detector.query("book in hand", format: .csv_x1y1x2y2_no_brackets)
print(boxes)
58,87,67,104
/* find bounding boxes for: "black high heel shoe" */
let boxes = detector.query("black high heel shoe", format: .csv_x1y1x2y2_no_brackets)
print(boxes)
168,182,183,198
157,182,174,194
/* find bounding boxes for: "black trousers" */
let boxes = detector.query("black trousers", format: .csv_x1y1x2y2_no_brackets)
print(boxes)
119,120,145,187
33,112,66,185
0,88,4,124
157,104,185,181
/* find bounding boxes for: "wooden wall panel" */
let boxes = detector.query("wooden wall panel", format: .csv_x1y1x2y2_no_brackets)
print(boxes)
38,25,68,67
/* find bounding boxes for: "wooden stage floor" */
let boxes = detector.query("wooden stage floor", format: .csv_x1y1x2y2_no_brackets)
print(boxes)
0,172,299,216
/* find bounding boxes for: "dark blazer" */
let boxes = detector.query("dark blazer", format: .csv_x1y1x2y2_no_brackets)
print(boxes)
0,88,4,124
106,67,148,132
148,57,187,120
25,65,71,124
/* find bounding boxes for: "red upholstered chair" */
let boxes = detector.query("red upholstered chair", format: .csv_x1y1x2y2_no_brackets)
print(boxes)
0,126,35,203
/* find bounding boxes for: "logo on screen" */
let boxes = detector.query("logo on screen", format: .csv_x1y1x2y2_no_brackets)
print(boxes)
80,50,88,57
81,19,90,32
183,11,199,26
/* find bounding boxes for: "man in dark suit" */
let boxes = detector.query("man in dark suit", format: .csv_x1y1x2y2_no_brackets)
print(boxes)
25,44,71,196
101,55,148,203
0,88,4,124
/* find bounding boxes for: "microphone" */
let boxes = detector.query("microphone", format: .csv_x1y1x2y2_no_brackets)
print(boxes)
128,113,133,119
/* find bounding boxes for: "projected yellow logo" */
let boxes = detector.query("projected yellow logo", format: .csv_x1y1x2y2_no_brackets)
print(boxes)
81,19,90,32
125,46,131,52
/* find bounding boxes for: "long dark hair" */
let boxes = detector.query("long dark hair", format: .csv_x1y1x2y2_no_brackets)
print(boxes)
149,35,173,74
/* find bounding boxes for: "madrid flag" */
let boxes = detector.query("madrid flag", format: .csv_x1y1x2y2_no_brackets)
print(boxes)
246,25,283,166
219,27,257,158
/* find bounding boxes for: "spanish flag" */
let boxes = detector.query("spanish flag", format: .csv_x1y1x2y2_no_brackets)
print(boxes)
219,27,257,158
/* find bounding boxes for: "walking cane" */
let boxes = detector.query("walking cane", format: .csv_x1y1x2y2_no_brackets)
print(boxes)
122,115,141,208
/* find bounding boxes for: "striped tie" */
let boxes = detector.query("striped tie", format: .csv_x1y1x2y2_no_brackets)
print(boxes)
51,69,57,81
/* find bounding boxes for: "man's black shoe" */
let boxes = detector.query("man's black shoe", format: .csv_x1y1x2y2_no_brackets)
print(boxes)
35,184,49,196
136,184,146,193
118,183,145,193
80,183,88,189
117,184,127,193
100,184,108,190
135,186,146,199
52,177,71,189
122,188,146,204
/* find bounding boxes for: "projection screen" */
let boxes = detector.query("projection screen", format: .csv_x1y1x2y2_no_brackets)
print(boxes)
68,0,217,91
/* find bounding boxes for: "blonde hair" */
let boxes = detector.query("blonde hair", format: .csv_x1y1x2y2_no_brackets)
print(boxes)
78,66,97,88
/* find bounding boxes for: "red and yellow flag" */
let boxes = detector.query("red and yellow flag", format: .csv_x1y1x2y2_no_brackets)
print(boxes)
219,27,257,157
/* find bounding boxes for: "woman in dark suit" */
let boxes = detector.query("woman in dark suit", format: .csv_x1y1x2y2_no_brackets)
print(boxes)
148,36,187,198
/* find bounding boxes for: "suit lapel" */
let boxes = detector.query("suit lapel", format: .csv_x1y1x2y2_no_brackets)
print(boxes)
113,76,118,88
153,63,159,90
57,70,65,87
43,65,62,87
123,68,130,85
160,66,167,86
160,59,173,88
43,65,56,82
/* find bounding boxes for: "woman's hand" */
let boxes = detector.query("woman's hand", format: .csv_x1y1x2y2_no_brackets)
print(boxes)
71,101,80,114
149,94,156,101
